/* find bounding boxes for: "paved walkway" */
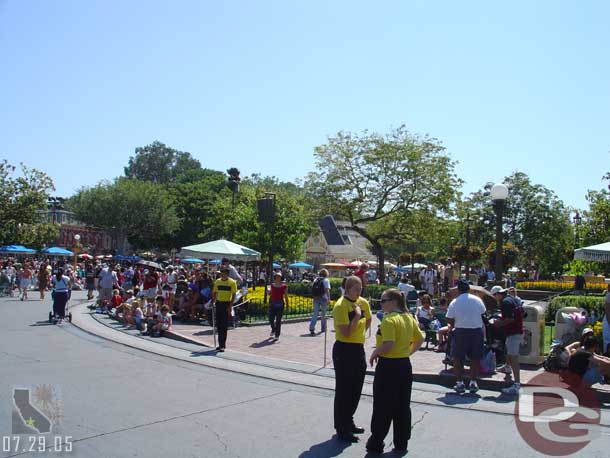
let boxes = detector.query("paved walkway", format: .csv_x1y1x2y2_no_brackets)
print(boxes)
168,316,546,386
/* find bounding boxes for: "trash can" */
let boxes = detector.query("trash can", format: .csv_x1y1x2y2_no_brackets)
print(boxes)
519,304,545,365
554,307,588,346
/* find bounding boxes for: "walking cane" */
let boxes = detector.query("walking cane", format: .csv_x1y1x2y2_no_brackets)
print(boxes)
211,300,217,348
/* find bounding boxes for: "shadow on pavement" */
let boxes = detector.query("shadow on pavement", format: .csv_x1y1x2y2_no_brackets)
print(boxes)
436,393,481,406
30,321,54,327
298,436,352,458
190,349,219,357
250,338,275,348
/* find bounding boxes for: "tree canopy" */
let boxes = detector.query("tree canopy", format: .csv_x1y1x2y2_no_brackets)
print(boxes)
464,172,573,275
304,125,461,281
0,160,58,247
124,141,202,184
68,178,180,251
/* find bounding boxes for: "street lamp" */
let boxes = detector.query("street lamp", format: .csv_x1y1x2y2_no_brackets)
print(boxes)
73,234,81,270
573,211,582,248
464,212,472,277
490,183,509,284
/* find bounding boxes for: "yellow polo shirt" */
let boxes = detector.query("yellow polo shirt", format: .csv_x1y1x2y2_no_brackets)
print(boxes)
375,311,425,358
213,278,237,303
333,296,371,344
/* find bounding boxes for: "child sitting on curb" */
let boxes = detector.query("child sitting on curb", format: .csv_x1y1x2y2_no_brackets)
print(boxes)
152,304,172,336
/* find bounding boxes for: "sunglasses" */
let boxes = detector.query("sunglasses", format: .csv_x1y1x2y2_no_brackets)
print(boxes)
380,298,392,303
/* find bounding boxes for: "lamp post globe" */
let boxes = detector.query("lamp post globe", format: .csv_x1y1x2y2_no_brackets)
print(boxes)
490,183,508,284
490,183,509,202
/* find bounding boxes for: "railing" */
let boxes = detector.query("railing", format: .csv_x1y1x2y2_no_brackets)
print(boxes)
241,294,382,323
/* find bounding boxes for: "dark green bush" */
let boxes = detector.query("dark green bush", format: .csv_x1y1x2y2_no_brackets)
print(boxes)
546,296,605,322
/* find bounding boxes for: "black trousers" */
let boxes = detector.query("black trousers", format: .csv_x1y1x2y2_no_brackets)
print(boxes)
269,301,284,338
369,357,413,450
333,341,366,434
52,291,69,318
216,301,230,348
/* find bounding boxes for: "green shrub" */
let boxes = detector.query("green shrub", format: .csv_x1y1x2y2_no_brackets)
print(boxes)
547,296,605,322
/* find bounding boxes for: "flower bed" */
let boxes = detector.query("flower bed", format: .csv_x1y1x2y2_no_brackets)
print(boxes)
518,281,606,293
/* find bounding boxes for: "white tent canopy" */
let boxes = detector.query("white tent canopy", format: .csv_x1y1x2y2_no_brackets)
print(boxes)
574,241,610,263
179,240,261,262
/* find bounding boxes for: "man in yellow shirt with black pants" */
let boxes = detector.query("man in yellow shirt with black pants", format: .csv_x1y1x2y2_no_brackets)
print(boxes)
212,267,237,352
332,275,372,443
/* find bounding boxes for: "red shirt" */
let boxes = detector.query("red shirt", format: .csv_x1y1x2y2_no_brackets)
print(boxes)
270,283,287,302
111,295,123,308
143,272,159,290
354,268,367,286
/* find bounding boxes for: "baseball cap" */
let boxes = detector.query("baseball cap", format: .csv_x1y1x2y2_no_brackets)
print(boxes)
274,272,282,278
490,285,507,295
457,279,470,293
582,327,594,337
221,258,230,263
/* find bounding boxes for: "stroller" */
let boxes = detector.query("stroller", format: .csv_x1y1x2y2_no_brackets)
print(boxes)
48,290,72,324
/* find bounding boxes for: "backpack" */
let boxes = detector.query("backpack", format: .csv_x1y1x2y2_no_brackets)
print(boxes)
311,277,325,297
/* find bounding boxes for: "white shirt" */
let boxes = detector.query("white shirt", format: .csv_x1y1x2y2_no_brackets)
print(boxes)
398,282,415,295
446,293,486,329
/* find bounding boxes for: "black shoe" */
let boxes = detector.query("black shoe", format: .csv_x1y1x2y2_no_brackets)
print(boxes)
310,330,315,336
337,432,359,443
392,443,408,455
218,347,225,352
352,425,365,434
216,346,222,351
365,437,384,453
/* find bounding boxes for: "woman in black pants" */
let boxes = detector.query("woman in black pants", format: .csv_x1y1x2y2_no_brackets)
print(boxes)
51,268,71,323
366,288,425,454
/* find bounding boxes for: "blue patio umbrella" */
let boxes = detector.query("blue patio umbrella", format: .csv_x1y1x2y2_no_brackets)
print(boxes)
288,261,313,268
42,247,74,256
272,262,281,268
208,259,222,265
181,257,204,264
0,244,36,254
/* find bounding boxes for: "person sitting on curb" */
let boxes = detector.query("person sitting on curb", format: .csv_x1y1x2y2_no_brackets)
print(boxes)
565,328,595,355
568,336,610,386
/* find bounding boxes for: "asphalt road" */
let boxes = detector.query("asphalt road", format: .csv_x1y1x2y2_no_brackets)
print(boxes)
1,291,608,458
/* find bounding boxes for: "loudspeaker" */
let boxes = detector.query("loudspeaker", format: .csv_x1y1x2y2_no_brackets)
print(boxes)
257,198,275,222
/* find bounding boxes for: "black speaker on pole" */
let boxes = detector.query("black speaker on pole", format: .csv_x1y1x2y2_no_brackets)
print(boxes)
257,198,274,222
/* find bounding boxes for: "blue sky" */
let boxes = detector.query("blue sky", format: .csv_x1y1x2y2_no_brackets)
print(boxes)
1,0,609,211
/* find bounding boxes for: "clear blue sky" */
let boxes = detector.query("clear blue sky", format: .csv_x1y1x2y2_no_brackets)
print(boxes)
1,0,609,211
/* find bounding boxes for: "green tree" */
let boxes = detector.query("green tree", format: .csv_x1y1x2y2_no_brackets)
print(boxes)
304,126,461,282
466,172,572,276
68,178,180,251
124,141,202,184
0,160,56,246
201,176,313,261
580,189,610,246
157,170,227,249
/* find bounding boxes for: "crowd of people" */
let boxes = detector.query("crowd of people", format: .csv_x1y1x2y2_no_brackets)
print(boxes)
3,253,609,454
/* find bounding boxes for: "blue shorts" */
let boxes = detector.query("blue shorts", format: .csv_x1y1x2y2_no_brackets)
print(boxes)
452,328,485,360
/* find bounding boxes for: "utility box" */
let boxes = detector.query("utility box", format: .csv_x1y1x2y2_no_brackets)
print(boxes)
519,304,545,365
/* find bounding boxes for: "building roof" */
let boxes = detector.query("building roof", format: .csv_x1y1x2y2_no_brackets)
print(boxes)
319,215,345,246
